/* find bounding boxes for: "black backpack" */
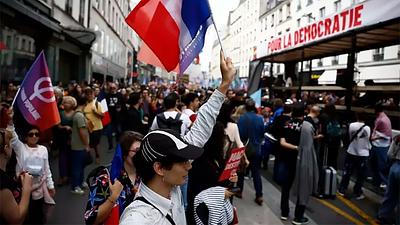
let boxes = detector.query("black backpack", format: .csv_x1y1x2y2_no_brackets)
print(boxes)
156,113,183,134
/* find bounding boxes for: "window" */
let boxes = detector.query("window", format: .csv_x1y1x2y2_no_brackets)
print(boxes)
112,7,115,25
66,0,73,15
373,48,384,61
279,8,282,22
307,13,313,23
297,0,301,11
102,0,106,15
21,39,26,51
264,18,268,30
334,0,341,12
100,31,104,54
105,35,109,56
307,0,313,6
271,14,274,27
93,25,99,51
108,1,111,21
317,59,323,66
319,7,325,18
287,3,291,18
297,18,301,27
332,56,339,65
79,0,85,24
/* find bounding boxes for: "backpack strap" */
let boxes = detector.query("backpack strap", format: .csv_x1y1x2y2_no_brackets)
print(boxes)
135,196,176,225
175,112,181,121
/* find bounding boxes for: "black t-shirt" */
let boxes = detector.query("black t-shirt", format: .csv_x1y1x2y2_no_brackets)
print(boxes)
283,118,303,146
106,92,123,118
272,114,291,140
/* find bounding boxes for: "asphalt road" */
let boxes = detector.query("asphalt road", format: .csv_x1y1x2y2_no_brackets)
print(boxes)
46,136,393,224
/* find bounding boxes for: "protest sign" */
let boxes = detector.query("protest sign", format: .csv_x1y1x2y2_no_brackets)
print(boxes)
218,147,246,182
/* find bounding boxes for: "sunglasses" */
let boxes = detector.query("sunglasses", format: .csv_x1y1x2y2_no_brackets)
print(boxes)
28,132,40,137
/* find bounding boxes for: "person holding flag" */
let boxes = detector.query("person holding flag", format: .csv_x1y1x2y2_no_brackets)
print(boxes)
5,50,59,224
7,109,56,224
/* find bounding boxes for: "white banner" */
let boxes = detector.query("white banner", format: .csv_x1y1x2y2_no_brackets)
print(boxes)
258,0,400,57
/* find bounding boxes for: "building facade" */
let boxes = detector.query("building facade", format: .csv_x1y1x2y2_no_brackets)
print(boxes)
210,0,261,79
211,0,400,87
293,0,400,85
0,0,95,87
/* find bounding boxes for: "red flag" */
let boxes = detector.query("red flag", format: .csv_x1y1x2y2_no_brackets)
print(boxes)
15,51,60,131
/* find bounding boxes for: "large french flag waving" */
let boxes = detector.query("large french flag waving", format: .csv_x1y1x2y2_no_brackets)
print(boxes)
125,0,213,74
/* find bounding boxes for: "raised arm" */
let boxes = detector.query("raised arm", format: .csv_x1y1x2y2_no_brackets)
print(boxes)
183,51,236,147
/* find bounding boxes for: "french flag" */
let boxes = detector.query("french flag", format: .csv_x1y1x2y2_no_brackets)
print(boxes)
97,89,111,126
125,0,213,73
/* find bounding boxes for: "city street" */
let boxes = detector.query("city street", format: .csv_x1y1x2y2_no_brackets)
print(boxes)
47,136,387,225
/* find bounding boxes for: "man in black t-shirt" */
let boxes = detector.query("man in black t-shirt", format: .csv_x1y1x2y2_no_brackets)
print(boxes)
105,83,123,150
278,104,305,223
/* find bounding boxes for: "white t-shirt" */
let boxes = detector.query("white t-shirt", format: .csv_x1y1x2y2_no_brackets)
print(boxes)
120,183,185,225
150,111,192,136
225,122,244,148
347,122,371,157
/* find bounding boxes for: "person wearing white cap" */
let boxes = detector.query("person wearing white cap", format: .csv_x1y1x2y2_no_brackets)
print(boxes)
119,51,236,225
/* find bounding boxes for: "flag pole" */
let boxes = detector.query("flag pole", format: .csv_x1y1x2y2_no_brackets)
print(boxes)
211,16,225,55
11,88,21,107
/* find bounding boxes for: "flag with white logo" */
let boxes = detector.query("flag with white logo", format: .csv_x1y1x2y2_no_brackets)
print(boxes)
15,51,60,131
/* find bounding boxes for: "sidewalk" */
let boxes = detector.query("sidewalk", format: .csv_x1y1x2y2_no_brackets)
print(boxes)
237,176,318,225
235,180,283,225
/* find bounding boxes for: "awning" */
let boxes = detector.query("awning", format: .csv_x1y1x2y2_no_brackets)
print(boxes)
358,64,400,83
256,0,400,63
63,27,97,48
0,0,62,33
318,70,337,85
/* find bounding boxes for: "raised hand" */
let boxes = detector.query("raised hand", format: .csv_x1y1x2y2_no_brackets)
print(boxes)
218,50,236,94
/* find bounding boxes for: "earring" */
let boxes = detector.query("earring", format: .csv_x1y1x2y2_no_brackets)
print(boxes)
162,176,165,182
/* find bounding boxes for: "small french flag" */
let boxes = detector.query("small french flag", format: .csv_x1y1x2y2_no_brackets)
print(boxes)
125,0,213,74
97,90,111,127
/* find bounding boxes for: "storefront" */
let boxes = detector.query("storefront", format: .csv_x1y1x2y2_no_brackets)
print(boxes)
0,0,95,89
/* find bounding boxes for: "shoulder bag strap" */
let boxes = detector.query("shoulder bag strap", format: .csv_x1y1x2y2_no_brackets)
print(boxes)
135,196,176,225
349,124,367,145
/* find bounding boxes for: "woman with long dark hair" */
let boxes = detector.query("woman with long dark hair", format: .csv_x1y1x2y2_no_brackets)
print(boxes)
187,121,238,224
84,131,143,225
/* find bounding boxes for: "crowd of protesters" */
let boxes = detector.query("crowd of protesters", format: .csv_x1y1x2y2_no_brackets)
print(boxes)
0,52,399,225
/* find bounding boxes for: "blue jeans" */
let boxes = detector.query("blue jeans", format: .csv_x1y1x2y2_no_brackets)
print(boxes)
339,153,368,196
71,150,86,189
378,161,400,223
371,145,389,185
249,154,263,198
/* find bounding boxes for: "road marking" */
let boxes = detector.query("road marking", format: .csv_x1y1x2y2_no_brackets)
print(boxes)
336,194,379,225
315,198,364,225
